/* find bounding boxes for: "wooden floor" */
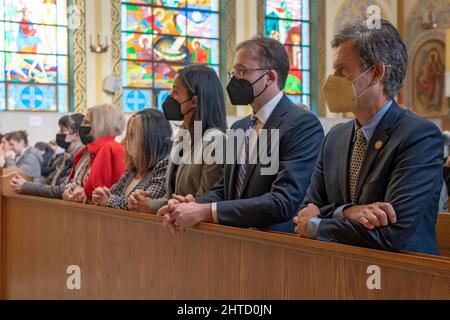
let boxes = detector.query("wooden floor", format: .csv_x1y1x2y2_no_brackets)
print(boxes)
0,193,449,300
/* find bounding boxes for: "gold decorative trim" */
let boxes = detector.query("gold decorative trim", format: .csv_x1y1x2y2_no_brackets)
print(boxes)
73,0,87,113
111,0,122,108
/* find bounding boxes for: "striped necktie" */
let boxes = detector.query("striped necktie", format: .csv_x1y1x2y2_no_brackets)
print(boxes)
235,115,257,198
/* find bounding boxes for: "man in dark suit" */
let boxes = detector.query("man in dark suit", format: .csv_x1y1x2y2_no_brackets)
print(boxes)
159,37,324,232
294,20,443,255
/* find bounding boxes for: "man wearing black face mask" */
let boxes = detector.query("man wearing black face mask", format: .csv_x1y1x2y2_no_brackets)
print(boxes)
162,36,324,233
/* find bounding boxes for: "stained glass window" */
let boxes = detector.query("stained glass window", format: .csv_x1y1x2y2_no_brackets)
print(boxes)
0,0,69,112
265,0,310,108
120,0,220,112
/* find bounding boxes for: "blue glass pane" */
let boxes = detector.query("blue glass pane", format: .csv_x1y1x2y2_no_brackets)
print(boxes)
57,55,67,84
302,0,310,20
287,94,301,105
123,89,152,112
57,85,67,112
4,21,58,55
0,83,5,111
0,22,4,50
57,26,68,55
302,95,310,109
302,70,310,94
302,46,309,70
7,84,57,111
156,90,170,110
0,52,4,81
301,22,309,46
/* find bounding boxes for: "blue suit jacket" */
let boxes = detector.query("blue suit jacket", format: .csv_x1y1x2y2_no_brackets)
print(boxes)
197,95,324,232
304,101,443,255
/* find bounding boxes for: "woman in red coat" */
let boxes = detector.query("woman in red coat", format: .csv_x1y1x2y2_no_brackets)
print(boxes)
63,103,126,203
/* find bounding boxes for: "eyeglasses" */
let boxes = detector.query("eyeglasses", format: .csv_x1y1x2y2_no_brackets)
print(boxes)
228,66,268,79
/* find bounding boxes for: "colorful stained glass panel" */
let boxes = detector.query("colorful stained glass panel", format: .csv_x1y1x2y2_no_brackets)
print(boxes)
122,59,153,88
123,88,152,112
5,53,58,84
265,0,301,20
7,84,56,111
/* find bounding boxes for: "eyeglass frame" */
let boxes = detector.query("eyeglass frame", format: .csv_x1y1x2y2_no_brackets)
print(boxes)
228,65,269,79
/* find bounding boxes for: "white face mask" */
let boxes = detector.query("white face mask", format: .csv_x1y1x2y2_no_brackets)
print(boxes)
321,65,374,113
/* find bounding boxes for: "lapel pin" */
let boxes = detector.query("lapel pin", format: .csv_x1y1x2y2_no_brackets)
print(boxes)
374,140,384,150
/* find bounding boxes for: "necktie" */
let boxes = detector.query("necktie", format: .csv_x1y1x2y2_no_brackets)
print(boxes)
349,128,367,202
235,115,257,198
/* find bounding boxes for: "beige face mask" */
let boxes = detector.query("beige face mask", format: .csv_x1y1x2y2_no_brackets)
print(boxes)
321,66,374,113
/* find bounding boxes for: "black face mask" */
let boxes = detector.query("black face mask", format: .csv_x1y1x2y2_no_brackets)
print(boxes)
79,126,94,145
226,72,269,105
162,95,193,121
56,133,71,151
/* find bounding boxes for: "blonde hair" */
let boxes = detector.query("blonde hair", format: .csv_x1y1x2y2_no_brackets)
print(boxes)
86,104,125,139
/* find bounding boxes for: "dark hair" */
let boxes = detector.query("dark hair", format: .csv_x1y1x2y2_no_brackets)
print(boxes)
331,19,408,99
177,64,228,135
7,130,28,146
236,35,290,90
59,113,84,133
34,141,50,152
124,109,172,173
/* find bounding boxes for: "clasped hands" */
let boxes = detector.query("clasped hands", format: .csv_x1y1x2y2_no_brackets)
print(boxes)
294,202,397,238
157,194,212,234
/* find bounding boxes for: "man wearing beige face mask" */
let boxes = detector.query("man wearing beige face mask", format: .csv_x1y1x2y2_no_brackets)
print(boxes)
293,19,443,255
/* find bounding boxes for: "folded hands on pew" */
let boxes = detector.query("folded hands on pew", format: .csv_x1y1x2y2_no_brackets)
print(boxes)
10,174,26,193
91,187,112,207
159,194,212,234
293,202,398,238
63,183,87,203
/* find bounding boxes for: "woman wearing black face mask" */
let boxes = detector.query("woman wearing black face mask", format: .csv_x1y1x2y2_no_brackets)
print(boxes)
129,64,227,214
63,104,127,204
10,113,85,199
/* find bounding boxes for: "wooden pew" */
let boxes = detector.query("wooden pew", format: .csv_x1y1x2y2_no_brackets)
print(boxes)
437,213,450,257
0,192,449,300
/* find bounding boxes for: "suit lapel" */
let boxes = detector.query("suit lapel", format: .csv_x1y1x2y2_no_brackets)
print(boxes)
239,95,290,195
353,102,403,201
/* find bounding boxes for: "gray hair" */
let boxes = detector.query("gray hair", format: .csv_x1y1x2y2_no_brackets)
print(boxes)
331,19,408,99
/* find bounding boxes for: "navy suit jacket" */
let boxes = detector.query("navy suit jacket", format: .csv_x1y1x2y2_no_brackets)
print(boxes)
304,101,443,255
197,94,324,232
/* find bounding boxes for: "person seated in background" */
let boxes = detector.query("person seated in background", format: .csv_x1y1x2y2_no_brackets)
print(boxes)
4,130,42,182
0,133,15,168
127,64,227,214
63,104,126,204
293,20,442,255
34,141,54,178
91,109,171,210
10,114,84,199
